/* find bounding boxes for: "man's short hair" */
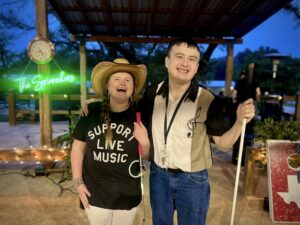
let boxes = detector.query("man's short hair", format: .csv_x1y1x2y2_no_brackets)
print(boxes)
165,37,201,57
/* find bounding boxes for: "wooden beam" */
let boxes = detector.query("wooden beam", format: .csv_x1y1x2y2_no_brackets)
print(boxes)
49,7,272,16
128,0,133,34
71,35,243,44
167,0,185,32
101,0,114,33
147,0,160,35
80,41,87,106
35,0,52,147
225,43,234,96
73,0,96,33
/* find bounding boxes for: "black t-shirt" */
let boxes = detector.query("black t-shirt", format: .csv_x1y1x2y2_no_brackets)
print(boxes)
72,102,141,210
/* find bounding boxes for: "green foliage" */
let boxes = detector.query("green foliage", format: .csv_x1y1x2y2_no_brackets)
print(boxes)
231,47,300,95
52,114,79,179
200,58,225,81
254,117,300,143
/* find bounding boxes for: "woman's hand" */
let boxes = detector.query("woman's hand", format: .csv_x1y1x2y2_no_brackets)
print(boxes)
80,103,89,117
134,121,150,159
77,184,91,209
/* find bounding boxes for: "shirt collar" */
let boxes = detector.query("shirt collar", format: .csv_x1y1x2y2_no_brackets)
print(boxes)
156,79,198,102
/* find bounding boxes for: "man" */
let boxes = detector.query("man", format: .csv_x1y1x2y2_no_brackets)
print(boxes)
140,37,255,225
232,70,261,104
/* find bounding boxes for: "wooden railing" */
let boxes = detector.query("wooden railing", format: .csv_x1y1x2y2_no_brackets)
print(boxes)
6,90,94,125
6,90,299,125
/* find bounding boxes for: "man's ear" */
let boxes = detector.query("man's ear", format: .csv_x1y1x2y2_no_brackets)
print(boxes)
165,57,169,68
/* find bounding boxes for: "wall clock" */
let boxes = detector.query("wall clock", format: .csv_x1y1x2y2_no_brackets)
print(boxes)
27,37,55,64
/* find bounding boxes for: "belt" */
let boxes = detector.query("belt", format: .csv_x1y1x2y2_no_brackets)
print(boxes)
152,162,184,174
159,166,183,174
165,168,184,173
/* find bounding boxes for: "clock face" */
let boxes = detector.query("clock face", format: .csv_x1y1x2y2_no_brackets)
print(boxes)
28,37,55,64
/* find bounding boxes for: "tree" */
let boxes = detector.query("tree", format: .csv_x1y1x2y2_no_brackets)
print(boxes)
0,0,35,96
0,0,35,68
284,0,300,26
214,47,300,96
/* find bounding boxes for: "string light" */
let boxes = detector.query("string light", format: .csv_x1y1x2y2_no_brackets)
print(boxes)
0,146,69,166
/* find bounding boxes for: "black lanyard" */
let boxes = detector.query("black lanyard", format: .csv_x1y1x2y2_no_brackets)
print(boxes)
164,85,191,145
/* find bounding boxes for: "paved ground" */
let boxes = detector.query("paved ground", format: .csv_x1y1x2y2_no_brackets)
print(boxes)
0,121,69,149
0,121,298,225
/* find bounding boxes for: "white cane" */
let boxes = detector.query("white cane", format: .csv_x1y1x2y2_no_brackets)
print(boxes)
231,63,255,225
230,118,247,225
136,112,146,225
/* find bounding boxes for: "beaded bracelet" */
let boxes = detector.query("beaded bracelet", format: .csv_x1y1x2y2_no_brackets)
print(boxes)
72,177,84,189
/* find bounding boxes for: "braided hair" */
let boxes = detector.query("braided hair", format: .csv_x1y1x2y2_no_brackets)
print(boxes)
101,89,113,149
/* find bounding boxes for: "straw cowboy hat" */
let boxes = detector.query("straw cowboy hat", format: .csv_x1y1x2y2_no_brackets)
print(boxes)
91,58,147,100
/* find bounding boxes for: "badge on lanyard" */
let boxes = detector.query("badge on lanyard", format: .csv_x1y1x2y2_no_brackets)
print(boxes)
160,144,168,168
160,82,191,168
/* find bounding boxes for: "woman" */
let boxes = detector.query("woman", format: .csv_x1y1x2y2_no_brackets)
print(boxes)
71,58,150,225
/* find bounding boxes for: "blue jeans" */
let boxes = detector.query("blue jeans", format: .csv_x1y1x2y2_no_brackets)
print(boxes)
150,163,210,225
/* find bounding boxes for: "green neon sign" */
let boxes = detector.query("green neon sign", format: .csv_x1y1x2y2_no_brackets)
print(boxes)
16,71,75,92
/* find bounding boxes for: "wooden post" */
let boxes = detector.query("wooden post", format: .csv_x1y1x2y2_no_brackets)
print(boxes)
243,63,256,195
80,41,87,106
248,63,255,79
35,0,52,146
7,90,16,126
244,147,255,195
225,43,234,96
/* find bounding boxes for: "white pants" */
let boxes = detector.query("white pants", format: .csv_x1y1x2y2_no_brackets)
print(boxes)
85,205,137,225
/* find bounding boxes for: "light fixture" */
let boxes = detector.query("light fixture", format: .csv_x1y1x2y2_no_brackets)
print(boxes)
264,53,289,79
264,53,289,92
